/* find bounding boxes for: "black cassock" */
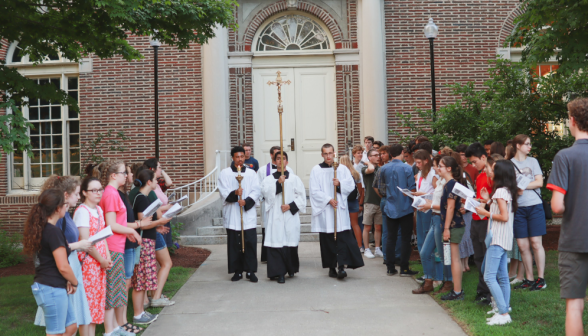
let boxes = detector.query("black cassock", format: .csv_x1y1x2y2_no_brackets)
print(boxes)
266,246,299,278
319,230,364,269
226,228,258,274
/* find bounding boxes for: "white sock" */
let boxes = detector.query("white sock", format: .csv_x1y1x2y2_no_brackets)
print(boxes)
134,312,144,319
104,333,112,336
375,247,381,251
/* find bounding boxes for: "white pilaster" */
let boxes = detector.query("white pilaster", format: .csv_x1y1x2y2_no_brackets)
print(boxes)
202,26,231,173
358,0,388,144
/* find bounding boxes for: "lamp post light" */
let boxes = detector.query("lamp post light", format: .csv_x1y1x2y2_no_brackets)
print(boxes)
424,18,439,133
149,35,161,159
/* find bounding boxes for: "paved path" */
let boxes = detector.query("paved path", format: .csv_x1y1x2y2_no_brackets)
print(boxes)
143,242,466,336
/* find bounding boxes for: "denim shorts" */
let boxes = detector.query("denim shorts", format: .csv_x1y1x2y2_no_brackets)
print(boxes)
31,282,76,334
155,232,167,251
348,199,359,214
123,248,135,280
513,203,546,239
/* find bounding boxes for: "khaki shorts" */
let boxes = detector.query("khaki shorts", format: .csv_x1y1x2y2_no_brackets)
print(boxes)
559,252,588,299
363,203,382,226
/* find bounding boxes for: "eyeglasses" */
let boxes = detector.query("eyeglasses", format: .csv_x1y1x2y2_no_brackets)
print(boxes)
523,142,532,147
115,171,128,176
87,188,104,194
438,165,447,169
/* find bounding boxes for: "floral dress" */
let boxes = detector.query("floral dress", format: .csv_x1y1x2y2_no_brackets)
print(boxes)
76,204,108,324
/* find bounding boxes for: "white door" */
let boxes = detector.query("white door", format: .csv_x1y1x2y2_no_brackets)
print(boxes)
253,67,336,186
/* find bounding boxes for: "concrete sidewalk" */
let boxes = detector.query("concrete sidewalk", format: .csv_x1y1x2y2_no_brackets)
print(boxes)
143,242,466,336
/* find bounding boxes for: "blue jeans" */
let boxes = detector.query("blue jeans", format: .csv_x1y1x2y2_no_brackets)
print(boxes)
432,215,452,281
484,245,510,314
416,210,432,253
31,282,76,334
123,248,135,280
420,216,444,281
380,199,402,261
358,214,364,248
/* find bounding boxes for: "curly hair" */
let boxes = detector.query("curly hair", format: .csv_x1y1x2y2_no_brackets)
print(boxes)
568,97,588,133
23,189,65,254
40,175,80,195
100,160,125,188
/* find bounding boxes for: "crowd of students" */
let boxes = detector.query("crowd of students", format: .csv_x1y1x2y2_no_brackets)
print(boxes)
24,158,176,336
343,132,552,326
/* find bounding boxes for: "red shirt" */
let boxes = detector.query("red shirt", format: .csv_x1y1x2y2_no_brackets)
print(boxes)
472,172,493,221
464,164,479,187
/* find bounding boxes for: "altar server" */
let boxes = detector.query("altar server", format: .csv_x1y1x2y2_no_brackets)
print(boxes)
310,144,364,279
261,151,306,284
218,146,261,282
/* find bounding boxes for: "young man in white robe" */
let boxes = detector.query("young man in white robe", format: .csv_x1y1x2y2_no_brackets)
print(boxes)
258,146,295,263
310,144,364,279
261,151,306,284
218,146,261,282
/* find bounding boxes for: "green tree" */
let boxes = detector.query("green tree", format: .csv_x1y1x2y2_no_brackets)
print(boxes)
1,0,237,158
393,59,588,175
506,0,588,75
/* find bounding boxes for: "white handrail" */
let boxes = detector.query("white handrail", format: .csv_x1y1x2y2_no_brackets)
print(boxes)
166,150,231,209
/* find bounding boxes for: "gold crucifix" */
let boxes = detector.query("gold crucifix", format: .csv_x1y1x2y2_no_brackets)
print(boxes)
267,71,291,205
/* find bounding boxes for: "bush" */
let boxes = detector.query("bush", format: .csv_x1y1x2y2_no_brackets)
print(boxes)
168,222,184,255
0,229,24,268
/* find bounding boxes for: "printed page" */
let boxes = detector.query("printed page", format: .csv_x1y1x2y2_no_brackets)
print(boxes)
163,203,183,219
452,182,475,199
89,226,113,245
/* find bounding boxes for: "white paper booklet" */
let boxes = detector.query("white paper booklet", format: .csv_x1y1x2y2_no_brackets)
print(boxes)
89,226,113,245
516,174,532,191
412,196,430,212
143,199,162,218
464,197,481,213
163,203,183,219
452,182,475,199
170,195,188,205
397,186,414,198
422,193,433,201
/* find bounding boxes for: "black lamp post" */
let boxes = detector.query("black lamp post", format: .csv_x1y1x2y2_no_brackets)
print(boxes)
424,18,439,133
150,35,161,159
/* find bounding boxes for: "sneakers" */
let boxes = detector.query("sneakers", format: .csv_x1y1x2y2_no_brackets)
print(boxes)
475,295,492,306
116,329,136,336
374,248,384,258
246,272,258,283
441,290,464,301
510,278,523,286
231,272,242,282
529,277,547,291
514,279,533,290
360,247,365,253
400,269,418,277
151,297,175,307
133,311,158,324
486,313,512,326
364,248,375,259
387,267,398,276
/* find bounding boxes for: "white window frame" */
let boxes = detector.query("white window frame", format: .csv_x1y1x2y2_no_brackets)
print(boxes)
5,42,81,194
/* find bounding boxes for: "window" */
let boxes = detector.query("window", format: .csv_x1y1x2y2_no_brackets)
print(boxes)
11,76,80,191
8,42,62,65
256,15,330,51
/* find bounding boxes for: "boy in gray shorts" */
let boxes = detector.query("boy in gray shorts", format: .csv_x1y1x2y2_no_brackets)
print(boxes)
361,149,383,258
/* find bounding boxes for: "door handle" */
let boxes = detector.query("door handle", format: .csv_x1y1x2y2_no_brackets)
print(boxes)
290,138,295,151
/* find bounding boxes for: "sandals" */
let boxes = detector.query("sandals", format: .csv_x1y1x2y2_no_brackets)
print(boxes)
122,323,144,334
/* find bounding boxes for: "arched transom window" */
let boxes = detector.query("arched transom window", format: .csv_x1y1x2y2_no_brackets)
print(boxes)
256,15,330,51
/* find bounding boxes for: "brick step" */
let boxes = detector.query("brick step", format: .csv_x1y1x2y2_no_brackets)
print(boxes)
198,223,313,236
180,232,319,245
212,214,311,226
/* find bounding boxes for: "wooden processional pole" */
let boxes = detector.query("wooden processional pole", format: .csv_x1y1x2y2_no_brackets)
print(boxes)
267,71,291,205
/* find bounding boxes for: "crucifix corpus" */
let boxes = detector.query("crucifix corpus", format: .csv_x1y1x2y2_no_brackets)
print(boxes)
267,71,291,205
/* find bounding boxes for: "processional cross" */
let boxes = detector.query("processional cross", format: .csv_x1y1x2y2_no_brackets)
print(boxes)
267,71,291,205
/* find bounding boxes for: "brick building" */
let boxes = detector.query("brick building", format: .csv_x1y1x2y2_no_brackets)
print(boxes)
1,0,524,232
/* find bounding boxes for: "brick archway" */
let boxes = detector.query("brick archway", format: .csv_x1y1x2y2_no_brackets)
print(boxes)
242,1,346,51
497,4,524,48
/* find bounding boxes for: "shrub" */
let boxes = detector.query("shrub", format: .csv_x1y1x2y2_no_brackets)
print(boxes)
0,228,24,268
168,222,184,255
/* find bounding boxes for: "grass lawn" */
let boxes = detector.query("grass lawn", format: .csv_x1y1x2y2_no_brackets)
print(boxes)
412,250,588,335
0,266,195,335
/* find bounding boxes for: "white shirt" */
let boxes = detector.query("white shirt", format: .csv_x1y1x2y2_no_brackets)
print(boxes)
218,166,261,231
309,163,355,233
73,205,100,228
353,162,365,188
488,187,514,251
416,170,436,195
432,178,446,214
261,172,307,247
257,162,295,228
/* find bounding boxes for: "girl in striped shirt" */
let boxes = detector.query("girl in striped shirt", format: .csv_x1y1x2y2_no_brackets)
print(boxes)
474,160,519,326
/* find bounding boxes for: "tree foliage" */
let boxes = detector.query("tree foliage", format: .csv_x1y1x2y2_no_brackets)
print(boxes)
393,59,588,175
1,0,237,157
506,0,588,75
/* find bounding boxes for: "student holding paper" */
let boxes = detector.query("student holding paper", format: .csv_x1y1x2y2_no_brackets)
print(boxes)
132,170,173,324
75,176,111,336
99,160,142,336
412,150,437,253
438,156,467,301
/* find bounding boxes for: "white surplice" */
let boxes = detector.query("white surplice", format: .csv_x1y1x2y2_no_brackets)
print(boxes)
261,171,306,248
309,163,355,233
257,163,295,228
218,166,261,231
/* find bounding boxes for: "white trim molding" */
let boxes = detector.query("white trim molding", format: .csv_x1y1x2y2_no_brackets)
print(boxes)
334,49,359,65
228,51,253,68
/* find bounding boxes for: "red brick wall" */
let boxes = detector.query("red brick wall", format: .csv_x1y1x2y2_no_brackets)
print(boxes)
384,0,520,143
228,67,253,147
79,36,204,185
336,64,361,154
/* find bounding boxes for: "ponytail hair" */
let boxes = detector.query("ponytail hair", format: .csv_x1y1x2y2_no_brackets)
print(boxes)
40,175,80,195
135,169,155,188
440,155,465,186
100,160,125,188
23,189,65,254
